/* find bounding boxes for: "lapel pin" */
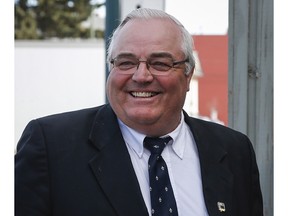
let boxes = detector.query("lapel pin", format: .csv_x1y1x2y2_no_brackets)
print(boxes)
217,202,226,212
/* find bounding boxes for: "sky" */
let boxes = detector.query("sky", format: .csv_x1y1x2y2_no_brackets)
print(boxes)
165,0,228,35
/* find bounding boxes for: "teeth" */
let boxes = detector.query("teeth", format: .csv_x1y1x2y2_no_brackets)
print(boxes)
131,92,157,98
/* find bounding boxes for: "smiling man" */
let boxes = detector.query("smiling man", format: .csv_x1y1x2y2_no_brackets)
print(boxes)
15,8,263,216
106,16,193,137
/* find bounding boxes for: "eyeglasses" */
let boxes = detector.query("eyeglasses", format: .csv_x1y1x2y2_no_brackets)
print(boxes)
110,56,188,76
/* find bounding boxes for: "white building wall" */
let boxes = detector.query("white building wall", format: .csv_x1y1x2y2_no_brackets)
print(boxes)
184,79,198,116
15,40,106,144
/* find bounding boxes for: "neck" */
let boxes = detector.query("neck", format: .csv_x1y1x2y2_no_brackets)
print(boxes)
122,113,182,137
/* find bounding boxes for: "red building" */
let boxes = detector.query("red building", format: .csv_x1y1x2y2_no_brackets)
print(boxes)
193,35,228,125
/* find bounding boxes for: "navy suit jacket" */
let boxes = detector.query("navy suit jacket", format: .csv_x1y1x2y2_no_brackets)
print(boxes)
15,104,263,216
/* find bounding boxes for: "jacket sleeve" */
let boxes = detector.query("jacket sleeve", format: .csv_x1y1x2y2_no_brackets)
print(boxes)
15,120,51,216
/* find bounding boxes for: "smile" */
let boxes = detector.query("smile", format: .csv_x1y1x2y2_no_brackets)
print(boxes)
130,92,158,98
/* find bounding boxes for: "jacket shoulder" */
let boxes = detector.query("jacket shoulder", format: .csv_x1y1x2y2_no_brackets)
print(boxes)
184,113,252,153
185,114,247,139
37,106,102,122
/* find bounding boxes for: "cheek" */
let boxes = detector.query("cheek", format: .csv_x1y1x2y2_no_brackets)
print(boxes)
165,76,191,106
106,75,119,103
106,76,113,100
166,75,190,94
106,73,129,101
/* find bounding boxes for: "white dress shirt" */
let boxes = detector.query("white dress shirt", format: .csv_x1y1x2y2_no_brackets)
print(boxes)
118,112,209,216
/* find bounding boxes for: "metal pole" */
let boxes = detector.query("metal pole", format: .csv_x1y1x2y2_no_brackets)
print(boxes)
105,0,121,103
228,0,273,215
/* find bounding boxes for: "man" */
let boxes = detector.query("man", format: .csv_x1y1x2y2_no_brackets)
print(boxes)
15,8,263,216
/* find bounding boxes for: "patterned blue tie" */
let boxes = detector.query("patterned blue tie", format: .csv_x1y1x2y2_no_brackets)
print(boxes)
144,136,178,216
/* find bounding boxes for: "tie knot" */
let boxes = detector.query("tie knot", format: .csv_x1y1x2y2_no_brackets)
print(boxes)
144,136,172,155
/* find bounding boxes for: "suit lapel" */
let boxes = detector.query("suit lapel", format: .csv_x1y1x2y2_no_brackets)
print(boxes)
184,112,234,215
88,105,148,216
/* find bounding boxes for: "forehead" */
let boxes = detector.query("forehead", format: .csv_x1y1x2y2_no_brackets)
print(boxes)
112,18,183,57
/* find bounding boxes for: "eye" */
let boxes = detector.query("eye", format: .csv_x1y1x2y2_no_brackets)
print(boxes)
116,58,138,70
150,58,172,71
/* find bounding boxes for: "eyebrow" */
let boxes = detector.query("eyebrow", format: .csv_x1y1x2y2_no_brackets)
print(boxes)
114,53,137,59
114,52,174,59
149,52,173,59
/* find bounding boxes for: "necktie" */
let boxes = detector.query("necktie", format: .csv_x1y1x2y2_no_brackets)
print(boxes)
144,136,178,216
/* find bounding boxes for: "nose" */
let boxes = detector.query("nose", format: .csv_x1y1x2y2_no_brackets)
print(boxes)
132,61,153,82
137,60,150,70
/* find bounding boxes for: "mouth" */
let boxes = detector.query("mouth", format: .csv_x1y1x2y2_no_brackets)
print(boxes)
130,91,159,98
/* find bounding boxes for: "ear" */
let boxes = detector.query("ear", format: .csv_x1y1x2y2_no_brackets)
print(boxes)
186,67,194,91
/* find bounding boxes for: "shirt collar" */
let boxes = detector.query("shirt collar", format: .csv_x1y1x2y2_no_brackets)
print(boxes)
118,112,186,159
118,119,146,158
166,112,186,159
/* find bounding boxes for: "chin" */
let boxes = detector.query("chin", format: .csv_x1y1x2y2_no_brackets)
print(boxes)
126,111,160,125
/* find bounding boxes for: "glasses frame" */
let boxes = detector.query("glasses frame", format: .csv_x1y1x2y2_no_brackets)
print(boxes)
110,56,188,75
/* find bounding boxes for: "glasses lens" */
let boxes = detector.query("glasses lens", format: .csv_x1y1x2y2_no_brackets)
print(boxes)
149,57,173,72
114,57,138,71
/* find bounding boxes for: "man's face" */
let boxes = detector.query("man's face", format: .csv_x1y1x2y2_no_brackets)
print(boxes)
106,18,193,136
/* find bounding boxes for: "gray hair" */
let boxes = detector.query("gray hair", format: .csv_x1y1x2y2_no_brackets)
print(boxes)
107,8,195,75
